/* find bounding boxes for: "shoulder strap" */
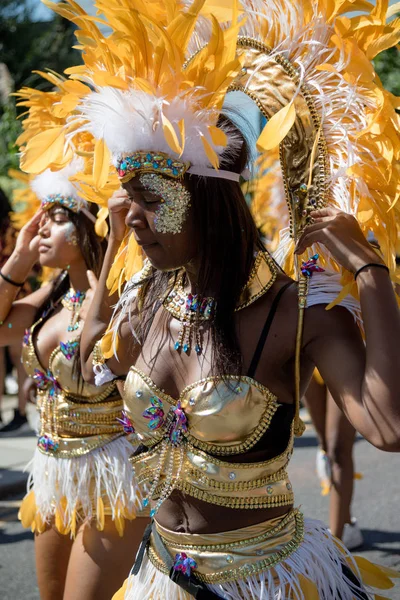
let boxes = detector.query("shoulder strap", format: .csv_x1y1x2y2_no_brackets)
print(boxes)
247,281,293,379
294,276,308,437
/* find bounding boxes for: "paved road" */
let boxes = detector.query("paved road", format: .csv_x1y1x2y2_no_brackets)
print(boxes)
0,415,399,599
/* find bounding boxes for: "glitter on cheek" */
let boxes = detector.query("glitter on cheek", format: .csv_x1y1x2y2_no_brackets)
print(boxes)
139,173,191,235
61,222,79,246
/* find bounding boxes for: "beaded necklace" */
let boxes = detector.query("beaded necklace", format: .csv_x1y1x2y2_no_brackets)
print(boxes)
61,288,86,332
163,274,216,355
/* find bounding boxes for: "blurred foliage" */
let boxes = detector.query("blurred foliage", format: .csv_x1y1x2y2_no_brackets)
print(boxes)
374,47,400,96
0,0,80,176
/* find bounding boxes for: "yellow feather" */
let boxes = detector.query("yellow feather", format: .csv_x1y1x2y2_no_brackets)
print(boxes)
93,138,111,189
178,119,185,155
125,233,144,280
95,207,109,238
256,102,296,151
18,490,37,528
354,556,397,589
96,496,105,531
70,508,77,538
162,113,183,156
112,580,128,600
297,574,320,600
62,79,91,96
208,125,227,147
21,127,66,174
114,512,125,537
200,134,220,170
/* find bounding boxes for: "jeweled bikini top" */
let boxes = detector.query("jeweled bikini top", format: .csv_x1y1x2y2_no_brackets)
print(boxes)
121,253,295,515
22,317,125,458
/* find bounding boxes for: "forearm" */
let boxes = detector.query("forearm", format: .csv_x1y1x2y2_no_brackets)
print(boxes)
357,267,400,448
0,251,35,323
80,236,122,365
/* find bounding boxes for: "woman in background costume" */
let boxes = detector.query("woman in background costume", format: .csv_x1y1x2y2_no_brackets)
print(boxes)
0,154,147,598
22,0,400,598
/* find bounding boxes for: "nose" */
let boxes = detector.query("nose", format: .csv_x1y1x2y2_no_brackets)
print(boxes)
125,202,147,230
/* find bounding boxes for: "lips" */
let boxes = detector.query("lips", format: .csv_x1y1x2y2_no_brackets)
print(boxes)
38,244,51,252
135,239,158,249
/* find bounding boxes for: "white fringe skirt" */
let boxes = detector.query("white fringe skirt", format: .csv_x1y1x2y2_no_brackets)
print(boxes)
19,436,145,537
114,509,399,599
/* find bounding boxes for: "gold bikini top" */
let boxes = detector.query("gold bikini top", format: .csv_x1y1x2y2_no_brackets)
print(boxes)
22,317,125,458
124,368,294,511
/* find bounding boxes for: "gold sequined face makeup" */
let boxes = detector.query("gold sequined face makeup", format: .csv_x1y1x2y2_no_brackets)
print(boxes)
139,173,191,235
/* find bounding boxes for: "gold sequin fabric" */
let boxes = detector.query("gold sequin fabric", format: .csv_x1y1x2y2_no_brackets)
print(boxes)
21,320,125,458
125,367,294,509
148,509,304,584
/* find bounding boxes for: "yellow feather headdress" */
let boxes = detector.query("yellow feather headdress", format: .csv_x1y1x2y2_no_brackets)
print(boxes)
17,0,400,312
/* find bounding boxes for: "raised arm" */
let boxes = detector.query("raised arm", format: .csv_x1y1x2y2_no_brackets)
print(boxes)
80,189,136,382
297,208,400,451
0,210,52,347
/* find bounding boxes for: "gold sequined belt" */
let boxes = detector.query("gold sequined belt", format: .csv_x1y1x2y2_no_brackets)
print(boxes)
148,508,304,585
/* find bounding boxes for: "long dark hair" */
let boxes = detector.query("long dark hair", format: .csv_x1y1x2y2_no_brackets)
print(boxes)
134,117,264,378
33,204,107,388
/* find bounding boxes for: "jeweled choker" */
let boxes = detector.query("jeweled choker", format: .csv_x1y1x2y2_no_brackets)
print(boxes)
163,275,216,355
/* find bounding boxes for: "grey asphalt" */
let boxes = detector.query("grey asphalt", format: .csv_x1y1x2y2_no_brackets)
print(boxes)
0,400,399,599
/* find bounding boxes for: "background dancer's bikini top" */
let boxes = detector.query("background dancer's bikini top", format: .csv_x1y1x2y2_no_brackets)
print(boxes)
22,310,126,458
123,253,297,512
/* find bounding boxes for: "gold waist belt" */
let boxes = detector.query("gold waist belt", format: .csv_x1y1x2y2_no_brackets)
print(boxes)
148,508,304,585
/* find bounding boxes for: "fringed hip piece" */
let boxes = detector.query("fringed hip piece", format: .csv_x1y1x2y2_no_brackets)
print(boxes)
18,435,146,537
116,508,399,599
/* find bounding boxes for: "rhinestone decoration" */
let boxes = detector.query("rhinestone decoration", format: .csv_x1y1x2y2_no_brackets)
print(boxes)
23,329,30,346
226,555,234,564
142,396,165,430
229,472,236,480
38,434,59,453
41,194,80,213
140,173,191,235
256,549,264,556
173,553,197,577
189,397,196,406
286,482,292,491
266,485,273,495
136,390,143,398
59,340,79,361
301,253,325,278
116,410,135,434
117,151,190,181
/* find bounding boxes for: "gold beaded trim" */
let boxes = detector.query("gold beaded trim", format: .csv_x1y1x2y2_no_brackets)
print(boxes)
148,510,305,584
235,251,278,311
37,433,123,458
185,465,289,492
157,480,294,509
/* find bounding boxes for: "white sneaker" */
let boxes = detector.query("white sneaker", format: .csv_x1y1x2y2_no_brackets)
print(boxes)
316,448,331,495
4,374,18,395
342,518,364,550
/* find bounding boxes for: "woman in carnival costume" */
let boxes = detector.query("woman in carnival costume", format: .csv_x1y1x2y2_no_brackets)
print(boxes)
23,0,400,598
251,151,364,550
0,120,148,596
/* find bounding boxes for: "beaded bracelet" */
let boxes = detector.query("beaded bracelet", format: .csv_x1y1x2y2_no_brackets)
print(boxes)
0,270,25,287
354,263,389,281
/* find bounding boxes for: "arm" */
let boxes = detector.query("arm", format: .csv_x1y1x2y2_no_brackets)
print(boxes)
80,189,136,382
297,208,400,451
0,210,52,346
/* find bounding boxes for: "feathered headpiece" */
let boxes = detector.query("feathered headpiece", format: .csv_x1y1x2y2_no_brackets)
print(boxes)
21,0,400,306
